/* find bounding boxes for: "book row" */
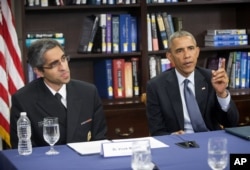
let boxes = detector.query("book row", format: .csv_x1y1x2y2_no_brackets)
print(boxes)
147,0,192,3
26,0,64,6
147,12,182,51
227,51,250,89
78,13,137,54
25,0,138,6
148,55,173,79
207,51,250,89
94,58,140,99
72,0,137,5
204,29,248,47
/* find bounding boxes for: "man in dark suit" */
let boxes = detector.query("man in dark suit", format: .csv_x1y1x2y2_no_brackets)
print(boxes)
10,39,107,148
146,30,239,136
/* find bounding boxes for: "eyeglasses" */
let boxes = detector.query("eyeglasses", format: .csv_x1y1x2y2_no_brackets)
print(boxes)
41,55,70,69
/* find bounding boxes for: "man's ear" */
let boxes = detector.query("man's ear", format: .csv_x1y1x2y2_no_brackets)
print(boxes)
33,67,44,78
166,51,175,67
166,51,173,64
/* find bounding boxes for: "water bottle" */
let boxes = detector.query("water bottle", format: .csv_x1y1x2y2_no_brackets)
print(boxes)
17,112,32,155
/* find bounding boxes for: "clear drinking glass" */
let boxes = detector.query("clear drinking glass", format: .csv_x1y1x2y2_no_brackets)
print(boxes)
208,137,228,170
43,117,60,155
131,140,153,170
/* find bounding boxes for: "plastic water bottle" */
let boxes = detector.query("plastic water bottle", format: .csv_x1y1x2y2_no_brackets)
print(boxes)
17,112,32,155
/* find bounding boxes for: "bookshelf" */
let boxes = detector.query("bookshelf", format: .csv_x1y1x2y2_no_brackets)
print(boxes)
18,0,250,139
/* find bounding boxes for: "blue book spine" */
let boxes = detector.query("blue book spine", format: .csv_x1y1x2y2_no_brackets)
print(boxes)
240,52,248,88
26,38,65,47
205,34,248,41
106,14,112,53
119,14,132,53
235,51,241,88
112,15,120,53
205,40,248,47
94,59,113,99
246,52,250,88
130,16,137,52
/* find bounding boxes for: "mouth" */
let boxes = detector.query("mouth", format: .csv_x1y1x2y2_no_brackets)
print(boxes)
184,61,193,67
61,71,70,79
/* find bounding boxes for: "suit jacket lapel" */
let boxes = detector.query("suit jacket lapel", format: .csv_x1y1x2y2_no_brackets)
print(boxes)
166,70,184,129
36,79,66,124
194,70,208,116
66,82,83,141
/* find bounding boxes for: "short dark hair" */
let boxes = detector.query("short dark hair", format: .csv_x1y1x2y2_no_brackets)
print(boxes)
168,30,197,50
27,39,64,70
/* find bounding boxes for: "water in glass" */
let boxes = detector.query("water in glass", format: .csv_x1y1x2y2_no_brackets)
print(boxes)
43,117,60,155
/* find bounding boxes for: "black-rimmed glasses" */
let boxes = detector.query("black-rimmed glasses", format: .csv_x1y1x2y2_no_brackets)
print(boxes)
41,55,70,69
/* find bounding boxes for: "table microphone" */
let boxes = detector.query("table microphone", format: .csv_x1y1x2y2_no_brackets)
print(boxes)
174,135,199,149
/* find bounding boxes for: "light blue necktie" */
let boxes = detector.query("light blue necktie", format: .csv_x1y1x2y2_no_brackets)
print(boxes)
184,79,208,132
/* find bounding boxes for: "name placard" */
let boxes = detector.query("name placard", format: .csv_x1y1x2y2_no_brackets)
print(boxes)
102,141,133,157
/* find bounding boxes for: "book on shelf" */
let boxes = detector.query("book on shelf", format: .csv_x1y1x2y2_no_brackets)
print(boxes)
25,37,65,47
167,14,175,36
205,34,248,41
92,24,102,53
235,51,241,89
240,51,248,88
102,0,107,5
204,40,248,47
119,14,132,53
147,14,153,51
131,16,138,52
112,59,125,98
100,14,107,53
41,0,48,6
229,55,236,89
112,15,120,53
88,0,101,5
149,55,162,79
94,59,113,99
71,0,87,5
172,17,183,32
226,52,234,80
108,0,114,4
150,13,159,51
87,15,100,53
26,32,64,39
131,57,140,96
161,12,171,40
246,52,250,88
124,61,133,98
161,58,171,72
106,14,112,53
78,15,99,53
206,29,247,35
156,13,168,50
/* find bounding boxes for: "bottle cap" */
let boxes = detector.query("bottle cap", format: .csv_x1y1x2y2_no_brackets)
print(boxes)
20,112,27,116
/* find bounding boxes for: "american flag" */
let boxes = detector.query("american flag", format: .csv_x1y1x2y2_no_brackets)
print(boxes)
0,0,24,148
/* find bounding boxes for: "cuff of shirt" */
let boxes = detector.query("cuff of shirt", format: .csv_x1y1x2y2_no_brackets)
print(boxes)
217,89,230,111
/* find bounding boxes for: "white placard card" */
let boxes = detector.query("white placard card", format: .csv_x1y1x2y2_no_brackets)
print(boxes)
102,141,133,157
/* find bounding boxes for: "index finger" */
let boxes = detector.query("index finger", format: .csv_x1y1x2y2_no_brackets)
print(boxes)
218,58,226,69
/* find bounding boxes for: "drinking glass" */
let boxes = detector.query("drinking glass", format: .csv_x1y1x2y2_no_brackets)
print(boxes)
43,117,60,155
131,140,153,170
208,137,228,170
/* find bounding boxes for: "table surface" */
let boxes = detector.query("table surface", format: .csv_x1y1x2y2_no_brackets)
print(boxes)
1,130,250,170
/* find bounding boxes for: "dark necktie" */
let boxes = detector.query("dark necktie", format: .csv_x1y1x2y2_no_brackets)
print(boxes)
55,93,66,109
183,79,208,132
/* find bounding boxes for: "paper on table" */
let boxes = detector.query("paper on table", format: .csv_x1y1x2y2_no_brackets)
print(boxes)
112,137,169,148
67,139,110,155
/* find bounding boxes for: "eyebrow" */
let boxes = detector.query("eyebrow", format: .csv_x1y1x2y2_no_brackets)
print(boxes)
45,54,65,65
